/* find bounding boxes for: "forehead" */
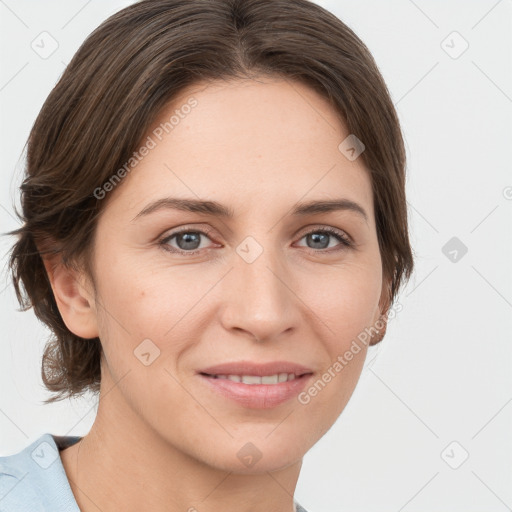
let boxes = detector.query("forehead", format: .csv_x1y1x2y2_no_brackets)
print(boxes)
104,77,374,223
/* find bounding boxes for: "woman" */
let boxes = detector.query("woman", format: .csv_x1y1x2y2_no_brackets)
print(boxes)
1,0,414,510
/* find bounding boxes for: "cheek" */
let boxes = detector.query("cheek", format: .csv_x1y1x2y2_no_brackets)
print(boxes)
301,257,382,340
92,252,203,367
294,267,380,422
294,258,381,406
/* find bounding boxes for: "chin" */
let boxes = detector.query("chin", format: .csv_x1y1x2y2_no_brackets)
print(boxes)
198,435,307,475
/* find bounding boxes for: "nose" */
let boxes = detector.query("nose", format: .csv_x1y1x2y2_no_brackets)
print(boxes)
218,242,301,343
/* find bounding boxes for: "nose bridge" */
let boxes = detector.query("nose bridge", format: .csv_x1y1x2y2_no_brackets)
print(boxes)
220,234,298,340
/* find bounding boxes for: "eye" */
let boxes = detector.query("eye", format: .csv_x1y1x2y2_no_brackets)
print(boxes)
295,226,353,252
158,225,353,256
159,227,218,255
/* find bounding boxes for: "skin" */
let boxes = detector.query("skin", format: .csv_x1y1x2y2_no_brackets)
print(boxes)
46,76,390,512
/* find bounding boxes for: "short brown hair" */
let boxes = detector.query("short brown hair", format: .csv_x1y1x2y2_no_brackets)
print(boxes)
6,0,414,403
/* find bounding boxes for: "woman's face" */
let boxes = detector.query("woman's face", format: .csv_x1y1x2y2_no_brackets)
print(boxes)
83,77,386,472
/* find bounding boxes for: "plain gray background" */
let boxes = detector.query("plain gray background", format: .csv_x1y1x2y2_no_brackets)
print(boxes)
1,1,511,511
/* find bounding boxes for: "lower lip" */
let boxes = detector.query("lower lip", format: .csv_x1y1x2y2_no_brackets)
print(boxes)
198,373,313,409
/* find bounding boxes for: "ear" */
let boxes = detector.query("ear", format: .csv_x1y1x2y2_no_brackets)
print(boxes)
41,253,99,339
369,277,392,347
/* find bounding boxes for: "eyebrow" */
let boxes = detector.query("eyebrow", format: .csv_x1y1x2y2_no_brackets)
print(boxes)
131,197,368,223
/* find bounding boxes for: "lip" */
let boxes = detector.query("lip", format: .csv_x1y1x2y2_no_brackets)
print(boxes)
197,360,313,377
196,360,314,409
198,373,313,408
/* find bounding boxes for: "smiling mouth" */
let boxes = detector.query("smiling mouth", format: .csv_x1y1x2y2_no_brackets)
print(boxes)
197,370,314,408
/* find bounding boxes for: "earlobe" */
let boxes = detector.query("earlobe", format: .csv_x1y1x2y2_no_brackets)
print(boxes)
369,317,387,346
41,254,99,339
369,279,392,346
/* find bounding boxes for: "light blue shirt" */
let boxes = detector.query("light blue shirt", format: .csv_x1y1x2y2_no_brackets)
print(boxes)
0,433,81,512
0,433,309,512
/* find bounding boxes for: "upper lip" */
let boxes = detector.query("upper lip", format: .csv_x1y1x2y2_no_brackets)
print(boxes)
198,361,314,377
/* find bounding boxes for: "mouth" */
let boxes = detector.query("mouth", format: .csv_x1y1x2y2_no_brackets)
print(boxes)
196,362,314,408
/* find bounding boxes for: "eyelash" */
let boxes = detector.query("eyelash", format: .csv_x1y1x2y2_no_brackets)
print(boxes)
158,225,353,256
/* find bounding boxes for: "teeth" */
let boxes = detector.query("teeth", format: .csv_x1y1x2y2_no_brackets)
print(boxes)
213,373,298,384
241,375,262,384
262,374,279,384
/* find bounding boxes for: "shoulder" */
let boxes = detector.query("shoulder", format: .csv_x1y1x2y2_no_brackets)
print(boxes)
0,433,81,512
